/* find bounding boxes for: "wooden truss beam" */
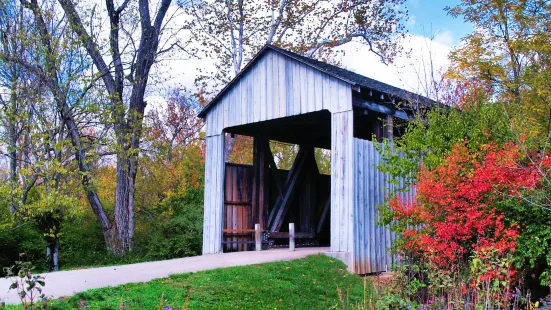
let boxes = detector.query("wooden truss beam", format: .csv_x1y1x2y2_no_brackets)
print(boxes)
299,151,319,233
267,146,313,232
316,198,330,234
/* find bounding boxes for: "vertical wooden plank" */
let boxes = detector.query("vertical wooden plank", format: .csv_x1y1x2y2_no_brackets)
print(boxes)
224,165,230,252
247,70,253,124
206,108,213,137
227,87,234,129
211,135,219,253
330,108,353,255
300,64,308,114
377,151,383,270
225,197,231,252
235,81,242,128
214,134,226,253
314,72,324,111
207,135,216,253
211,135,219,254
345,92,354,253
356,140,364,270
212,105,219,136
362,141,368,273
342,81,349,112
292,62,301,116
240,73,247,125
235,75,242,127
365,142,371,273
271,53,279,118
285,60,293,117
222,95,228,132
206,114,212,137
232,167,239,251
322,74,332,111
256,58,263,123
330,113,340,251
267,51,275,120
260,57,267,122
278,53,286,118
333,80,341,113
238,205,243,251
341,110,352,252
202,137,212,254
307,67,316,113
368,141,375,272
207,108,213,137
373,143,380,271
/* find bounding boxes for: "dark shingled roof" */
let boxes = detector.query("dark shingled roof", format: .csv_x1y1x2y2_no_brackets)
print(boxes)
198,44,437,118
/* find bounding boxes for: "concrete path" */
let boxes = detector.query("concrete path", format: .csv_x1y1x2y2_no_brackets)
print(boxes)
0,247,328,304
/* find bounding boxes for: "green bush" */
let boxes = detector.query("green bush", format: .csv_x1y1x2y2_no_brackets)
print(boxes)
0,184,204,274
377,102,551,299
139,188,203,260
498,188,551,288
0,222,46,276
377,103,513,189
58,212,140,269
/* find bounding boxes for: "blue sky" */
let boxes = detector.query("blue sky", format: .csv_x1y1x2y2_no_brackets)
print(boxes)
406,0,473,45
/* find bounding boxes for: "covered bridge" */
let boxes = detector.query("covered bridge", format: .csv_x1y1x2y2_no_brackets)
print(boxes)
198,45,434,274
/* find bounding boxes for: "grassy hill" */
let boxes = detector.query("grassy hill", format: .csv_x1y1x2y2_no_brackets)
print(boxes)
7,254,375,309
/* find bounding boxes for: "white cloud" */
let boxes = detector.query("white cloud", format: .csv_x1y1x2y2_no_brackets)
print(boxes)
408,15,417,26
409,0,420,8
149,33,455,104
433,30,454,46
336,34,453,99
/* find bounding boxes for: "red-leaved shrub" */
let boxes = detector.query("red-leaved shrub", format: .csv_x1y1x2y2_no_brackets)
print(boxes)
390,142,542,273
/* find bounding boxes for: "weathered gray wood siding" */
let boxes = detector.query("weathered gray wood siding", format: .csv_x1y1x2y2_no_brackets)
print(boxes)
331,110,354,254
205,49,352,137
203,49,354,257
202,134,225,254
352,138,415,274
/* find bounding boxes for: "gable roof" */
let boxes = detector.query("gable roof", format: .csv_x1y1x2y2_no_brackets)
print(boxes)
198,44,437,118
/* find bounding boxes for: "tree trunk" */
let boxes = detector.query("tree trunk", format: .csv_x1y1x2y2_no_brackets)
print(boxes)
113,156,135,254
53,238,59,271
46,234,59,272
46,238,59,272
8,73,18,213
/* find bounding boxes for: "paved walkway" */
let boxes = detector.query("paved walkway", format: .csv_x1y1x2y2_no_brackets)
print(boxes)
0,247,328,304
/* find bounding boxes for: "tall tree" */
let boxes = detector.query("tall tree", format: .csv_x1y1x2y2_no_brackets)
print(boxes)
0,0,180,255
0,0,102,267
0,0,39,213
446,0,551,136
52,0,183,254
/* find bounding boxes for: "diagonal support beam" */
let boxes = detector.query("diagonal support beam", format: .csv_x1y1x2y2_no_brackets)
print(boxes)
268,147,313,232
299,152,319,233
265,144,285,204
316,197,330,234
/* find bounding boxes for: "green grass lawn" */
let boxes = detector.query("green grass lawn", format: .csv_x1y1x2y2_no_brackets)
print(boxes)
6,254,374,310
